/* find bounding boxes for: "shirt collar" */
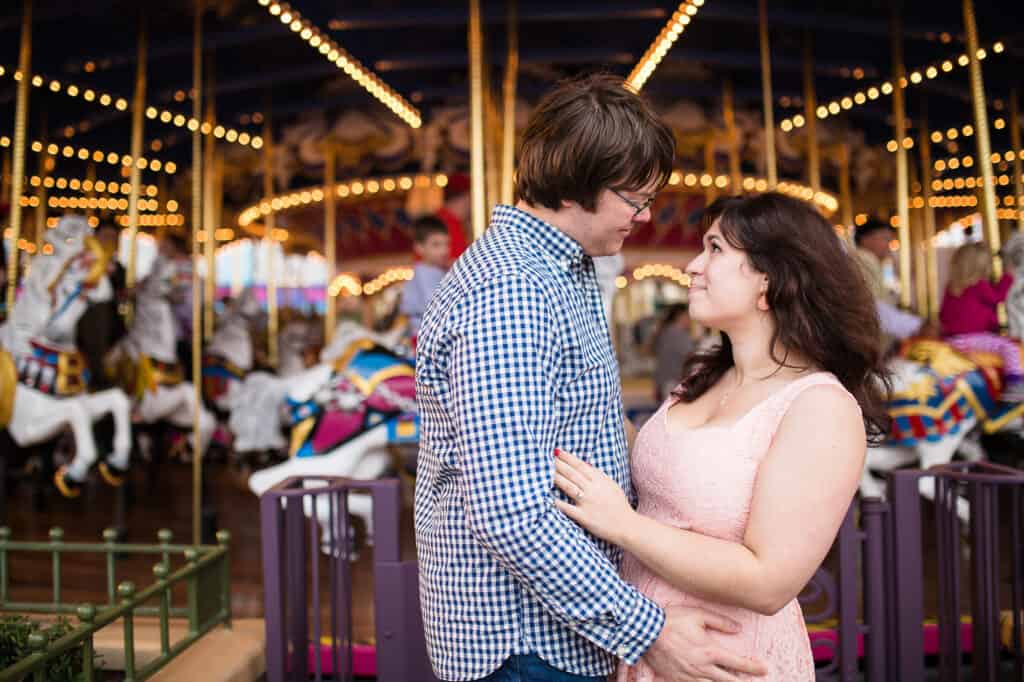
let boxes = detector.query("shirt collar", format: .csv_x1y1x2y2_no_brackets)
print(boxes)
490,204,588,273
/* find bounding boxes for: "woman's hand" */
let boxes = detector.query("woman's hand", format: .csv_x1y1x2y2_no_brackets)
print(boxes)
552,448,637,545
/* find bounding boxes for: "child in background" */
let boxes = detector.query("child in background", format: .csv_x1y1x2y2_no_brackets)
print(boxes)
399,215,450,339
939,241,1024,400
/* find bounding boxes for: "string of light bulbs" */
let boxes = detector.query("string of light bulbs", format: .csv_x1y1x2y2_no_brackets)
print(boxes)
28,175,159,196
0,136,177,174
626,0,706,91
239,170,839,231
45,196,164,212
933,147,1023,174
780,41,1005,131
256,0,421,128
0,64,263,150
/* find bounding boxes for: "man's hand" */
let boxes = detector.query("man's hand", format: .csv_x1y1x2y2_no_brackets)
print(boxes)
643,606,768,681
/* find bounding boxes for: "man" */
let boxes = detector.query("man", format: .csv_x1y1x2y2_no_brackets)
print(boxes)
853,217,928,344
415,74,766,682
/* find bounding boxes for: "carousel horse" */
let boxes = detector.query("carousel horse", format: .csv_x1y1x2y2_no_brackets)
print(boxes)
860,339,1024,522
202,288,262,417
244,320,417,547
106,254,216,460
277,318,318,378
0,216,132,497
221,317,319,457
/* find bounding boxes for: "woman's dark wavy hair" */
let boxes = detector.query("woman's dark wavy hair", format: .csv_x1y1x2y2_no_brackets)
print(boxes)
673,192,891,443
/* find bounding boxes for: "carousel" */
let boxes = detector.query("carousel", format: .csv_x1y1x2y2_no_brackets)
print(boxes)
0,0,1022,680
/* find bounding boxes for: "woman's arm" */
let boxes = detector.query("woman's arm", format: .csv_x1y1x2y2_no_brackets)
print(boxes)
555,385,865,615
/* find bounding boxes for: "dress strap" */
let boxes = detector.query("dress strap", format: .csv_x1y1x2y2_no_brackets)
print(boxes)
761,372,859,437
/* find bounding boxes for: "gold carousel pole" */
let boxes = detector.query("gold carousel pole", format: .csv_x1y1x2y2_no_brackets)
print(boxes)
1,152,11,225
6,0,32,313
757,0,777,189
963,0,1002,279
910,158,928,317
34,128,48,253
839,142,854,233
918,104,939,320
191,0,204,546
1011,87,1023,232
85,162,96,220
723,79,741,195
500,0,518,205
125,13,148,327
202,88,216,340
263,113,278,368
891,3,912,309
323,145,336,345
704,138,717,204
802,33,820,194
468,0,486,239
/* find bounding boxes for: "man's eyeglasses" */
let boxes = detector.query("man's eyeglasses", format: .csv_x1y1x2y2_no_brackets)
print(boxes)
611,189,656,218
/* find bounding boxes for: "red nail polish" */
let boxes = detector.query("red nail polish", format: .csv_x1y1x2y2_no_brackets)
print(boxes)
553,448,560,457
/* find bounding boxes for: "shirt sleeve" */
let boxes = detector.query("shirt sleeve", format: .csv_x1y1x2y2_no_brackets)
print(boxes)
981,273,1014,306
876,300,923,340
446,273,664,663
399,269,428,318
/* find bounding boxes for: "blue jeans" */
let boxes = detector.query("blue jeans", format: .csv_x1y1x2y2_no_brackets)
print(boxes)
479,654,606,681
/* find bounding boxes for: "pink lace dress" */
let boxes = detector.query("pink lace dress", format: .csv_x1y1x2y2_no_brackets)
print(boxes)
618,372,853,682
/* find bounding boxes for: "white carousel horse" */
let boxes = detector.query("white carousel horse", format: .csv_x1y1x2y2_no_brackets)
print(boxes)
0,216,132,496
223,318,317,455
277,318,317,378
202,287,262,415
859,341,1016,522
106,254,215,459
244,320,416,546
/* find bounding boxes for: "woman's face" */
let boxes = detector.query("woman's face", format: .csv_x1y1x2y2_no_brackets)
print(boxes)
685,218,767,329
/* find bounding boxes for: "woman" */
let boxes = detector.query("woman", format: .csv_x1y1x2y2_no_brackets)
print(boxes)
554,193,889,681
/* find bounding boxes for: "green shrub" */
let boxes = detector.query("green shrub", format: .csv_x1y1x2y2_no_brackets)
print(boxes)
0,614,102,681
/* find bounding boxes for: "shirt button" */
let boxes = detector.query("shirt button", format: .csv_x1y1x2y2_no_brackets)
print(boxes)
616,646,629,658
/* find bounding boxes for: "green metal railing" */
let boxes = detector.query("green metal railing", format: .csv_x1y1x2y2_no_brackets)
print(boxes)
0,527,232,681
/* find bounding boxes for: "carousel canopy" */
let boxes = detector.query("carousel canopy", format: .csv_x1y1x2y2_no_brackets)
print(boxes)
0,0,1022,254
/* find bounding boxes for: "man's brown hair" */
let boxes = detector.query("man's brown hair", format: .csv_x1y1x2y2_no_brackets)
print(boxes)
514,73,675,212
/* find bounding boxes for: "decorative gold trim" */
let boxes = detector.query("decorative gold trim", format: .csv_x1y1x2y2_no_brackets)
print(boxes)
344,364,414,397
330,338,375,374
289,417,316,459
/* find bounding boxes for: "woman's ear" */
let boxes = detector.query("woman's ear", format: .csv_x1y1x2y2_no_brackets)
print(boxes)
757,278,770,311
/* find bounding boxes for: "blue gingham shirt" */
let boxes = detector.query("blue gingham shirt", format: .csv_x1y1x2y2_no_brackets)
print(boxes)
414,205,665,681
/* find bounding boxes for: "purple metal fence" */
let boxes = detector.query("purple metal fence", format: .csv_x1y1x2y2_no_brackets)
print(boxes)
259,464,1024,682
887,462,1024,682
260,475,437,682
800,498,888,682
